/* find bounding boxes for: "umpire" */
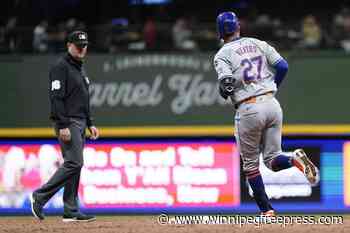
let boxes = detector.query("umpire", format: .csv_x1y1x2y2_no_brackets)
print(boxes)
30,31,99,222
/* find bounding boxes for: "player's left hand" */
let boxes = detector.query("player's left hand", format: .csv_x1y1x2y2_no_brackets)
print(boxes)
88,126,99,140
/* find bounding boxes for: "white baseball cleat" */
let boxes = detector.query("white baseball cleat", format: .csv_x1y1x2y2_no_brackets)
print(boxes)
255,210,276,224
261,210,276,217
293,149,320,186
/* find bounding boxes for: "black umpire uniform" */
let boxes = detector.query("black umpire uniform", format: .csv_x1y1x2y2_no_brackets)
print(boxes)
30,31,96,222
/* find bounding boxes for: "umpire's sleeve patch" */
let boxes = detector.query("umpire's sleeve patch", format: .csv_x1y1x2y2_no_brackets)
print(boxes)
51,80,61,91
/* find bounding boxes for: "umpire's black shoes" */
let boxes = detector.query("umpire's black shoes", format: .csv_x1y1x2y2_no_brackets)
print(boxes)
30,193,45,220
62,212,96,222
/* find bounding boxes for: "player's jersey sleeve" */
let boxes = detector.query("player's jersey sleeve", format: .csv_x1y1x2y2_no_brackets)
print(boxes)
213,48,239,80
257,40,283,65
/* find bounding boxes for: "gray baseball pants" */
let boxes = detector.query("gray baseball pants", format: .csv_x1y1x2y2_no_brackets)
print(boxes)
234,96,283,173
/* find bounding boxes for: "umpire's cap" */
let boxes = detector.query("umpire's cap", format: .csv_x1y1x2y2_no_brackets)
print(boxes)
216,12,239,39
66,31,88,47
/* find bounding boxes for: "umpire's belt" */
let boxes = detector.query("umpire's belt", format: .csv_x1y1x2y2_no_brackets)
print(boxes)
235,91,274,109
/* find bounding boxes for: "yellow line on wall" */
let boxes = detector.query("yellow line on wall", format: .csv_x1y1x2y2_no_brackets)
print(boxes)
0,125,350,137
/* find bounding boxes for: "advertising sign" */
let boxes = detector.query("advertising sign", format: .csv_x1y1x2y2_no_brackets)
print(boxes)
0,141,239,211
0,138,348,214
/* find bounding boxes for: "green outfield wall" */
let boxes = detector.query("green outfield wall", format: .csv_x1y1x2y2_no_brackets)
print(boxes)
0,52,349,129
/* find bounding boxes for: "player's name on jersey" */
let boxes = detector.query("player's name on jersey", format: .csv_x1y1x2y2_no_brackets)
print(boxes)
235,45,258,56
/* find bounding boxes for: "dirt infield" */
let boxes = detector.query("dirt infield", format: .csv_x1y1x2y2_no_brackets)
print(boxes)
0,215,348,233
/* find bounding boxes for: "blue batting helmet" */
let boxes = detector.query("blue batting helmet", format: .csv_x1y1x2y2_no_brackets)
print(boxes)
216,11,239,39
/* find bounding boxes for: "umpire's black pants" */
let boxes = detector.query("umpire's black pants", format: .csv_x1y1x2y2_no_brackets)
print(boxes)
34,118,86,214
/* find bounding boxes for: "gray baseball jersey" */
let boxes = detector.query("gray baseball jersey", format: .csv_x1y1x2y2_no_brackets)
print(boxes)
214,37,283,103
213,37,286,173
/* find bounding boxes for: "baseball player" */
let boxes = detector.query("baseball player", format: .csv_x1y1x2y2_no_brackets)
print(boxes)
213,12,319,216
